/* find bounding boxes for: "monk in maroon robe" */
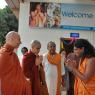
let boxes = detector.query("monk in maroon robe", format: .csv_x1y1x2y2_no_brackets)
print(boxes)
22,40,48,95
22,51,40,95
0,31,32,95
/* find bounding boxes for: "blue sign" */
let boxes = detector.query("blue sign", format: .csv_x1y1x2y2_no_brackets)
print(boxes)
60,25,95,31
60,4,95,31
70,33,79,38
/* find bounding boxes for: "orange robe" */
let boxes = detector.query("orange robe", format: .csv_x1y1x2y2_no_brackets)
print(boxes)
0,44,32,95
74,58,95,95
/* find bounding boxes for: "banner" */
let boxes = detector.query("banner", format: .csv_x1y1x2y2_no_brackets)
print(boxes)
60,4,95,30
29,2,95,30
29,2,61,28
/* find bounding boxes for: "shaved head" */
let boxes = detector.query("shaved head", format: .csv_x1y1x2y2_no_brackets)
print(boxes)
5,31,21,48
6,31,18,41
47,41,56,48
47,41,56,55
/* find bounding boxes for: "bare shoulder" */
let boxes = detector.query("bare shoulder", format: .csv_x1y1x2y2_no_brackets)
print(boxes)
87,57,95,65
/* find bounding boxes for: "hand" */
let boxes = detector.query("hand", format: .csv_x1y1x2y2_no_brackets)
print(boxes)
26,78,30,83
39,55,43,62
35,55,43,66
65,59,77,71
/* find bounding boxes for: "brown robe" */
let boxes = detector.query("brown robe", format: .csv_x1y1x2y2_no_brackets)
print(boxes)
22,51,40,95
22,51,48,95
0,44,32,95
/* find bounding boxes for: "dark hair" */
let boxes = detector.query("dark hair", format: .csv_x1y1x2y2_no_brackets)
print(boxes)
74,39,95,58
21,47,28,55
59,48,64,54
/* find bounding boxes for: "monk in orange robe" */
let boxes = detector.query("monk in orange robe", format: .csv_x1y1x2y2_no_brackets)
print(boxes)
0,31,32,95
65,39,95,95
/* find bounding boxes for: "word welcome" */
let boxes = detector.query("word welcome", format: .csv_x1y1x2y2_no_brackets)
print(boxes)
62,11,94,18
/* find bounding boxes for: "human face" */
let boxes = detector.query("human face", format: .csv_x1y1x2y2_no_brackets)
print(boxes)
13,35,21,48
32,45,41,55
22,49,28,55
74,47,84,57
31,12,35,18
55,20,59,26
61,50,66,57
48,43,56,55
36,4,41,11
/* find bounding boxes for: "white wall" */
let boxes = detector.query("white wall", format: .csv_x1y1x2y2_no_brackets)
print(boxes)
18,1,95,58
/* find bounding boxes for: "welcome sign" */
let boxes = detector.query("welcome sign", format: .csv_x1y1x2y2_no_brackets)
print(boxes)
29,2,95,30
60,4,95,30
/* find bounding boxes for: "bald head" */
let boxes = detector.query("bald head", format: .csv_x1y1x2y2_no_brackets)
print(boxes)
47,41,56,55
47,41,56,48
5,31,21,48
6,31,18,40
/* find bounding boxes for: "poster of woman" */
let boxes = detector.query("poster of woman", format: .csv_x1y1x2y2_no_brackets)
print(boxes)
29,2,61,29
29,2,47,28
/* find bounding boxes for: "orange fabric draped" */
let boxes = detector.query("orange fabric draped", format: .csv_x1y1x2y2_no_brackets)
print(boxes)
0,44,32,95
47,53,61,95
74,58,95,95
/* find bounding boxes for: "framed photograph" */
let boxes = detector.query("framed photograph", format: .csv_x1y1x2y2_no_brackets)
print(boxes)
29,2,61,29
29,2,47,28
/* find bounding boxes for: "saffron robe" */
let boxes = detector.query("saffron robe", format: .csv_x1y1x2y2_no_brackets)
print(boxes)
74,58,95,95
0,44,32,95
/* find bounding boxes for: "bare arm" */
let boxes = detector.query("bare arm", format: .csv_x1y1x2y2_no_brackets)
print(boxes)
66,58,95,83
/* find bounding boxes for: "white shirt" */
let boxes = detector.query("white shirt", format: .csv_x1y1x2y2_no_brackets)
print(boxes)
43,53,65,95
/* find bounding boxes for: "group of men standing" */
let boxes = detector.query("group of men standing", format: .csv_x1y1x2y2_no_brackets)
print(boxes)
21,40,65,95
1,31,95,95
0,31,65,95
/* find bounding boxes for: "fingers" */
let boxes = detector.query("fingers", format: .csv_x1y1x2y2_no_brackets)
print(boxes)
65,59,72,65
35,56,43,66
39,55,43,61
65,59,77,72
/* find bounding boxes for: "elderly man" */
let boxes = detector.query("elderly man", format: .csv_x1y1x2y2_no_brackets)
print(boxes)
0,31,32,95
22,40,48,95
43,41,65,95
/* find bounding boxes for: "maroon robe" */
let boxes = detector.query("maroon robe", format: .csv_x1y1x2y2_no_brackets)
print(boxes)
22,51,41,95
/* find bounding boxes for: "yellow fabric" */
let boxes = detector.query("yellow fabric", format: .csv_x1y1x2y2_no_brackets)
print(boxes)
47,53,61,95
74,58,95,95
